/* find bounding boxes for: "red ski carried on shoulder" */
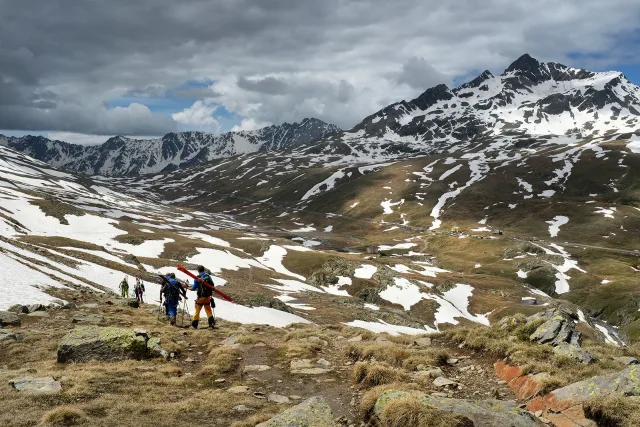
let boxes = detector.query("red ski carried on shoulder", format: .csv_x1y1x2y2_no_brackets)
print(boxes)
177,265,233,302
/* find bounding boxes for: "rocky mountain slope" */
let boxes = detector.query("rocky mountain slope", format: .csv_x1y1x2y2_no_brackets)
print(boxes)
0,118,341,176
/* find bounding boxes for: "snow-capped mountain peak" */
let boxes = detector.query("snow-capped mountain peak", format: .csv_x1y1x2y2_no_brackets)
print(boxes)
343,54,640,158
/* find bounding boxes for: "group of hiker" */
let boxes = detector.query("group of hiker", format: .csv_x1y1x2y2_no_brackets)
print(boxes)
119,276,146,302
158,265,217,329
118,266,219,329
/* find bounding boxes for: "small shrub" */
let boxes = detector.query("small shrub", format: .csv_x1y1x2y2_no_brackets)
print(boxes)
41,406,86,426
204,347,242,374
353,362,409,387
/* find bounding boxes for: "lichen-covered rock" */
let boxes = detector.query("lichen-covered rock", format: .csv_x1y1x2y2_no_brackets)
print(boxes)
529,317,564,344
9,376,61,394
147,337,168,359
256,396,337,427
552,343,594,364
0,310,20,327
374,390,543,427
551,321,580,346
527,365,640,426
57,326,161,362
0,330,25,342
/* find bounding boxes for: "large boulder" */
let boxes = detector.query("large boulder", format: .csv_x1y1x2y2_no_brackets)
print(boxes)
256,396,337,427
374,390,542,427
528,365,640,426
9,376,61,394
0,311,20,327
57,326,164,362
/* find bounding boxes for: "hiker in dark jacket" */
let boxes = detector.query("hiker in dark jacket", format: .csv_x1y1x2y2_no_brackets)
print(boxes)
134,276,146,303
184,265,216,329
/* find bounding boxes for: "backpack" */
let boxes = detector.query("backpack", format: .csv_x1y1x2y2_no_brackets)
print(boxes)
165,278,181,300
197,274,214,299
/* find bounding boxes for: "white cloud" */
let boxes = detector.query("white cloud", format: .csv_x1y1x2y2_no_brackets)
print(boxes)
231,118,271,132
171,100,221,132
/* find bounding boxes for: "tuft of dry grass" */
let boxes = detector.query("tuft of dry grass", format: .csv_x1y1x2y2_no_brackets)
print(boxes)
401,348,451,370
359,383,421,418
275,341,317,360
158,365,183,377
347,342,450,370
583,395,640,427
353,362,409,387
377,393,472,427
41,406,87,426
346,342,411,366
203,347,243,375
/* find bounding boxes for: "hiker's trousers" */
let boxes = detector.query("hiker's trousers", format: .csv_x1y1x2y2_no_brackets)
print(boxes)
166,298,178,317
193,297,213,320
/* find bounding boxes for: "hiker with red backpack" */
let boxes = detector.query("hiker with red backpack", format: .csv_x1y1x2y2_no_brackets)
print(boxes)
183,265,216,329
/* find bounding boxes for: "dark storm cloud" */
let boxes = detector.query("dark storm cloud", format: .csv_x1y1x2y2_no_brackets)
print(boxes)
395,57,452,90
237,76,290,95
1,0,640,136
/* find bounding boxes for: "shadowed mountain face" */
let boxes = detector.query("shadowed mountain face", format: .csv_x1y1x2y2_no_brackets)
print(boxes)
0,118,341,176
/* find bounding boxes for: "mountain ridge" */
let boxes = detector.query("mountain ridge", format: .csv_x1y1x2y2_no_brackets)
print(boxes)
0,117,341,176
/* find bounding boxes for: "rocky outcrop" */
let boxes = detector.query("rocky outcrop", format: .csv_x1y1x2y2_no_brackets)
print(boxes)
527,308,594,364
0,330,25,342
0,311,21,327
494,362,552,401
8,304,47,314
374,390,543,427
9,376,62,394
256,396,337,427
57,326,165,362
307,257,358,288
527,365,640,427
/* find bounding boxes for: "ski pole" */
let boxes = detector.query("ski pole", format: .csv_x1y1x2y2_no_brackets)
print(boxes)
181,299,187,327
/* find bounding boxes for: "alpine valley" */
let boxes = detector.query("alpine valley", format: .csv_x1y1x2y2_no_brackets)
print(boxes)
2,54,640,427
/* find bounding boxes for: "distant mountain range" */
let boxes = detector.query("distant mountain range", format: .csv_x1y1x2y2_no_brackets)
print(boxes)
0,118,341,176
3,54,640,176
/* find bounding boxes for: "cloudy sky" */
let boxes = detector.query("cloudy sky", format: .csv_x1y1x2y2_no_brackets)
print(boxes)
2,0,640,144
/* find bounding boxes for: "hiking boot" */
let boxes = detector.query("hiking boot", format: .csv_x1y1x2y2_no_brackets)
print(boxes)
191,319,199,329
169,316,176,326
208,317,216,329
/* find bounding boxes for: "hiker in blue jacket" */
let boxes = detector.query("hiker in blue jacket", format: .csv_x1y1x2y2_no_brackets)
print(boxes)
160,273,185,326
